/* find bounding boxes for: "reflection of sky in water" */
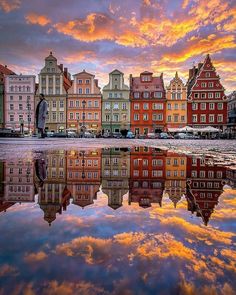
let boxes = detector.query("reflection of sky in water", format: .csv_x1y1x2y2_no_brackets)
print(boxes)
0,148,235,295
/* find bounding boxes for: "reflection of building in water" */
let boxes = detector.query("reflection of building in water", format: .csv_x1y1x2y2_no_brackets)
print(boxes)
129,147,166,208
186,155,226,225
0,161,16,212
165,152,186,207
4,159,35,203
101,148,130,210
226,166,236,189
67,150,101,208
37,151,70,226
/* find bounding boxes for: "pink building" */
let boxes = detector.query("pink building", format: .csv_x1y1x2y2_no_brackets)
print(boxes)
4,75,35,133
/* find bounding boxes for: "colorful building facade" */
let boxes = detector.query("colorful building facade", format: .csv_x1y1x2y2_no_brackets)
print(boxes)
130,71,166,135
102,70,130,134
4,74,35,133
129,147,166,208
67,70,102,135
37,52,72,133
187,55,227,131
0,64,15,128
166,72,187,130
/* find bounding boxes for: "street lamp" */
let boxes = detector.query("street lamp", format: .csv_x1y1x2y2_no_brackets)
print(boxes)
82,100,86,138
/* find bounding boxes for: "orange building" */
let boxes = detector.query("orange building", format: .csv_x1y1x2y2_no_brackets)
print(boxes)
66,149,101,209
130,71,166,136
129,147,166,208
67,70,102,135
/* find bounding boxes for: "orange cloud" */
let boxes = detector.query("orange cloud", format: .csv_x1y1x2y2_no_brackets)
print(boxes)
163,34,236,62
114,232,145,246
25,13,51,26
24,251,48,263
159,216,235,245
0,264,18,277
0,0,20,13
56,236,112,264
54,13,115,42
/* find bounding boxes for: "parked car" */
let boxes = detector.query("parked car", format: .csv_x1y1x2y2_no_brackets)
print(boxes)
46,131,54,137
103,132,112,138
83,131,95,138
112,132,123,138
138,134,147,139
174,133,198,139
159,132,172,139
67,131,77,138
126,131,135,139
147,132,158,139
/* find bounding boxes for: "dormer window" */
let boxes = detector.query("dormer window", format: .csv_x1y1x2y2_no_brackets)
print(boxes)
143,92,149,98
141,75,151,82
134,92,140,98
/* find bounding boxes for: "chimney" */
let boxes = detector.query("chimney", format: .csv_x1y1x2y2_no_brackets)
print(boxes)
129,74,132,89
189,68,193,80
5,65,7,68
64,67,68,78
59,64,63,71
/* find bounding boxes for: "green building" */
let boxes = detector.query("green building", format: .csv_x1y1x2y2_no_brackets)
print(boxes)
102,69,130,134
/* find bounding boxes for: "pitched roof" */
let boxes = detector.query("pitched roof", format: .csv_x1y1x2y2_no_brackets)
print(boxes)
0,64,15,75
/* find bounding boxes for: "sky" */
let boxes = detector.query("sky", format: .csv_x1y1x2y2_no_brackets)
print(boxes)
0,0,236,93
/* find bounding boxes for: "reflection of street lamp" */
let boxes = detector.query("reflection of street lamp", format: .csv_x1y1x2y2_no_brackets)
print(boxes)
20,119,24,135
80,150,86,179
110,102,113,137
82,100,86,138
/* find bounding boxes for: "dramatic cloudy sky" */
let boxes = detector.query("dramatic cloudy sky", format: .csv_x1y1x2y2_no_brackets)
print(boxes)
0,0,235,93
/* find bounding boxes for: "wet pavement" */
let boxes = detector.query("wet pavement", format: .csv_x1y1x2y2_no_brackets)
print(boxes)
0,141,235,295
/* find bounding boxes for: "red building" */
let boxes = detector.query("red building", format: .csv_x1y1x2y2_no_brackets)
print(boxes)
129,147,166,208
130,71,166,136
187,54,227,131
186,155,226,225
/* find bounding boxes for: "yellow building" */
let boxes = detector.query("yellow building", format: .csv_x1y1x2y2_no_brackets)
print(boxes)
166,72,187,130
164,152,187,207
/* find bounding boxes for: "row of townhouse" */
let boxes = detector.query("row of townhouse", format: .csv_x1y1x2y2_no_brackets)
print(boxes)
1,147,232,226
1,53,235,135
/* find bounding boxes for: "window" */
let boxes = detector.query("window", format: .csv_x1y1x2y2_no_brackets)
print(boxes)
94,113,98,120
171,93,176,100
134,114,139,121
88,101,92,107
56,87,60,95
174,103,178,110
201,82,206,87
209,115,214,122
143,103,149,110
217,114,223,122
143,114,148,120
181,116,185,122
134,103,140,110
201,93,206,98
154,92,162,98
19,104,23,110
105,102,110,110
191,171,197,177
134,92,140,98
153,103,163,110
209,103,215,110
10,104,14,110
86,88,90,94
59,100,64,108
70,113,74,120
19,114,23,121
143,170,148,177
122,103,127,110
113,114,119,122
181,103,186,110
143,92,149,98
113,103,119,110
208,82,213,87
174,115,179,122
10,95,13,100
206,72,210,77
52,112,56,120
76,113,79,119
52,101,57,108
201,103,206,110
208,93,213,98
200,115,206,122
192,115,197,122
208,171,214,178
167,103,171,110
59,112,64,121
217,171,222,178
215,92,220,98
10,114,14,122
217,103,223,110
200,171,205,177
19,96,22,100
105,115,110,122
86,79,90,84
192,103,198,110
79,88,82,94
167,115,171,122
134,170,139,177
109,93,112,98
143,159,148,166
94,101,99,107
78,79,82,84
87,113,92,120
156,114,163,121
177,93,182,99
194,93,199,98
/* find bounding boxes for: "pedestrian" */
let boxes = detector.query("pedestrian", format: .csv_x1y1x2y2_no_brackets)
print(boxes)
36,93,48,138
